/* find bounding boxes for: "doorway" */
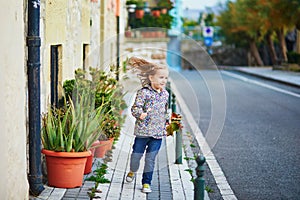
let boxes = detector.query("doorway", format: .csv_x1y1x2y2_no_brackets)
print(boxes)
50,45,62,107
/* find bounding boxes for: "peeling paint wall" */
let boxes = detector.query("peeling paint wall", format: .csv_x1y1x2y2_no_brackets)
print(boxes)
41,0,91,112
99,0,117,70
90,0,127,73
90,1,101,68
0,0,29,199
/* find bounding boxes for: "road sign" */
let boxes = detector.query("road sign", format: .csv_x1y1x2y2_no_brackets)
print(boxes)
203,26,214,37
204,37,213,47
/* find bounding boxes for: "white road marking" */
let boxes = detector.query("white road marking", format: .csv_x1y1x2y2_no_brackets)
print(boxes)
170,78,238,200
221,71,300,98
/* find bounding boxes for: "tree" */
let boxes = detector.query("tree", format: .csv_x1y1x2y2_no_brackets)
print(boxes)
217,0,264,66
274,0,300,59
217,0,300,65
254,0,300,62
204,12,215,26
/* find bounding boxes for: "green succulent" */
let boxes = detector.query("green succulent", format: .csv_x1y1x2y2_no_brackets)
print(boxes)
41,84,110,152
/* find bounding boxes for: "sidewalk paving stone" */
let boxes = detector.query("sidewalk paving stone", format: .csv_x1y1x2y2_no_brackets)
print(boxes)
31,80,206,200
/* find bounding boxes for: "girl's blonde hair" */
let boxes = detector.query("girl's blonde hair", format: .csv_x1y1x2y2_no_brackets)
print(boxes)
127,57,168,87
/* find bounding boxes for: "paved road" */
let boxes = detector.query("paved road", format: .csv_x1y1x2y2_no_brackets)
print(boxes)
171,69,300,199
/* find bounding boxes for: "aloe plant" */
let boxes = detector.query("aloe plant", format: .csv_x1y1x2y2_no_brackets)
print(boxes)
59,67,127,144
41,84,110,152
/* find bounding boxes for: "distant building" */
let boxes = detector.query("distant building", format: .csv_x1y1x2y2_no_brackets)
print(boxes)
183,8,201,21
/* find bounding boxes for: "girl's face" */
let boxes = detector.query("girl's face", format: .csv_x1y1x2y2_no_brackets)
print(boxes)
149,69,169,91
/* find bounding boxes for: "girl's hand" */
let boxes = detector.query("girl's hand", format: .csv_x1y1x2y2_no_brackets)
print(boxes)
139,108,151,120
139,112,148,120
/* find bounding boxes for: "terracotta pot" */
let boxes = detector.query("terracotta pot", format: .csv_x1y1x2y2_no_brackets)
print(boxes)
161,8,167,14
84,143,98,174
152,10,161,17
135,9,144,19
42,149,91,188
94,140,110,158
84,154,93,174
106,137,114,151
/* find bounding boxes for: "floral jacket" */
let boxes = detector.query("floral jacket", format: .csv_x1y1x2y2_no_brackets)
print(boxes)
131,85,169,139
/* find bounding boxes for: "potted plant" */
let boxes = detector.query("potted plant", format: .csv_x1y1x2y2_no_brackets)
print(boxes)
166,113,183,136
89,67,127,158
84,140,99,174
41,78,109,188
102,115,121,148
135,0,144,19
157,0,173,13
94,116,122,158
151,7,161,17
126,0,137,6
126,0,137,14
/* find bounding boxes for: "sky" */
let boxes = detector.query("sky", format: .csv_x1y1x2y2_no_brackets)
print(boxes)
182,0,228,10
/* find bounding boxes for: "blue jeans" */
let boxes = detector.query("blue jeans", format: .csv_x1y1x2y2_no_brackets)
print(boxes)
130,137,162,185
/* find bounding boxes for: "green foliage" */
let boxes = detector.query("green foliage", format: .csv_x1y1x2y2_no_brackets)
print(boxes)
216,0,258,46
287,51,300,64
101,115,122,139
62,67,127,140
184,168,193,175
182,20,198,27
87,182,101,198
184,156,195,161
126,0,137,5
157,0,173,9
166,113,182,136
62,79,75,100
216,0,300,48
87,174,110,184
86,163,110,184
204,13,215,26
151,7,161,11
42,66,127,152
135,0,144,8
205,185,214,193
41,85,109,152
122,58,128,73
130,14,173,29
184,168,194,182
89,67,127,139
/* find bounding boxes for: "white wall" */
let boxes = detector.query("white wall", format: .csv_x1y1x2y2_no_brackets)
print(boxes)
90,1,101,68
0,0,29,199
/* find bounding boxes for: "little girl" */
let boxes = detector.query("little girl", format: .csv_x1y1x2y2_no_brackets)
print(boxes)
126,57,169,193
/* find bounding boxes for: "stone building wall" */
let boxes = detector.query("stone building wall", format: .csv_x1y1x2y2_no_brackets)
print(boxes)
0,0,29,198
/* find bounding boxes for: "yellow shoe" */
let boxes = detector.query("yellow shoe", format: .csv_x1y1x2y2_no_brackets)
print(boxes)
126,171,135,182
142,183,152,193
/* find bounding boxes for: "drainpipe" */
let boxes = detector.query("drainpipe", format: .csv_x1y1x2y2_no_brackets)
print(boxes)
116,0,120,81
27,0,44,195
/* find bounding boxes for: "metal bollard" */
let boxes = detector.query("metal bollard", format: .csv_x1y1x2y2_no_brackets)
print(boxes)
194,155,206,200
171,93,182,164
171,93,176,113
166,81,171,109
175,128,182,164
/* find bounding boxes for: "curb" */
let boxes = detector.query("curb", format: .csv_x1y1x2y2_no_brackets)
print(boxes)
229,67,300,88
